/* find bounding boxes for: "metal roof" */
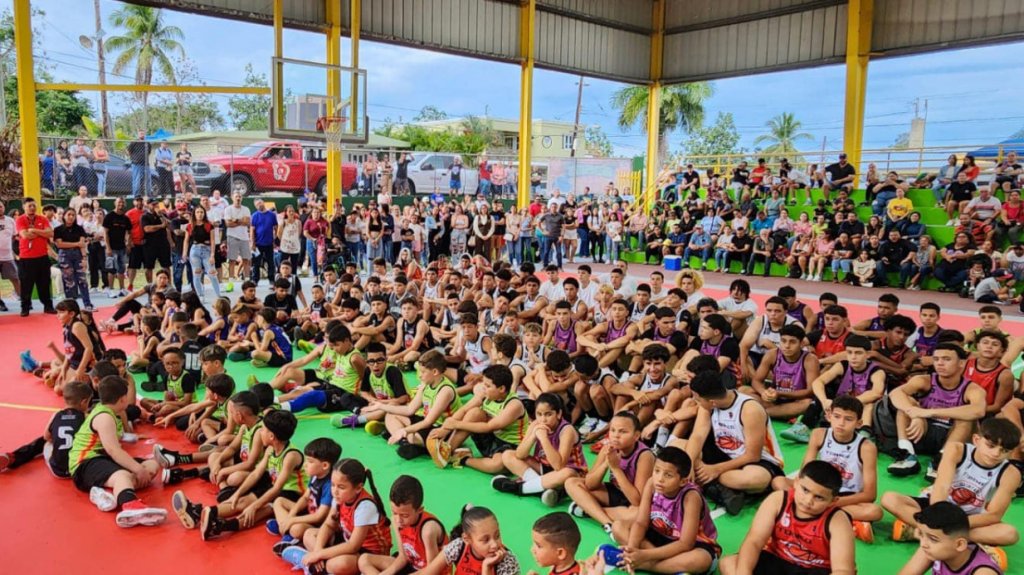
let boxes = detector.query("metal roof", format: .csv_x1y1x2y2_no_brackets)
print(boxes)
128,0,1024,84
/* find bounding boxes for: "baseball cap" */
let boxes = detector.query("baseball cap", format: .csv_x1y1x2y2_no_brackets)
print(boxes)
994,269,1014,280
839,152,848,159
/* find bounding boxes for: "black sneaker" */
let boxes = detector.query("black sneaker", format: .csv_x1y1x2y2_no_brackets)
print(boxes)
171,490,201,529
153,444,178,468
198,467,211,482
705,483,745,516
491,475,522,495
162,468,186,486
0,300,8,312
925,458,939,483
142,380,166,393
272,538,299,557
396,441,427,460
887,449,921,477
200,506,222,540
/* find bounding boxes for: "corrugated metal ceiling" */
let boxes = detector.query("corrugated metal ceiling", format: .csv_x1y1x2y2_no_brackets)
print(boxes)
124,0,1024,83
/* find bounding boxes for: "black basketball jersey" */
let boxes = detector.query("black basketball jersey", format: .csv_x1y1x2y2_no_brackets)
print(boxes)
180,339,203,382
48,407,86,478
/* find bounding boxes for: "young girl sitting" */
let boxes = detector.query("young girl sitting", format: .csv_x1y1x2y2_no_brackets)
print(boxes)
421,505,521,575
492,393,588,507
289,458,392,575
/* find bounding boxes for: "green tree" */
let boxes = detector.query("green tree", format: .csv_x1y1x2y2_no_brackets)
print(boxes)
105,5,184,129
414,105,447,122
4,72,93,135
583,125,613,157
611,83,713,164
682,112,743,159
752,112,813,155
890,131,910,150
113,98,223,135
227,63,271,130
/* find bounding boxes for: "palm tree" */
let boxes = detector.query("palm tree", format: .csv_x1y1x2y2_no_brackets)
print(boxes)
753,112,813,156
105,5,184,131
611,83,713,165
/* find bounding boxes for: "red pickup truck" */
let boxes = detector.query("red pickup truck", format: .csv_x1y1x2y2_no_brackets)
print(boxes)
195,141,357,196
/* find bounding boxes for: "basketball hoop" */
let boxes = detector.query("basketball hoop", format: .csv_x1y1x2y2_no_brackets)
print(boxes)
316,116,348,150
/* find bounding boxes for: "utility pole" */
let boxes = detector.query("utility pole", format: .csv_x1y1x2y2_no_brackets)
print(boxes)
81,0,110,139
570,75,585,158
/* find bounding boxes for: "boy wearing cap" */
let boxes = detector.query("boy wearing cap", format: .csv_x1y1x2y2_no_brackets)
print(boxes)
973,270,1019,305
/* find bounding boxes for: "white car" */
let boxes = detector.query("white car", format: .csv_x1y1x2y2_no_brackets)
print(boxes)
403,153,480,195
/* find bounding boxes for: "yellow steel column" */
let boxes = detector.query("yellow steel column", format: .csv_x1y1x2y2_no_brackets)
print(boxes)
517,0,536,209
349,0,360,135
842,0,873,174
644,0,665,213
13,0,40,201
325,0,342,209
273,0,284,129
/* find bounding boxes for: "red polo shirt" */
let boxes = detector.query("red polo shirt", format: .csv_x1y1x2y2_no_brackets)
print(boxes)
15,213,50,259
125,207,145,245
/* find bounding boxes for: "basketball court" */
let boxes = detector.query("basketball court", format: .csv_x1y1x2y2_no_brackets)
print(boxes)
1,273,1022,574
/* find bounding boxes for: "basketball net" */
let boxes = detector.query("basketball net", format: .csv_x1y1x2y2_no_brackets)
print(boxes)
316,116,348,151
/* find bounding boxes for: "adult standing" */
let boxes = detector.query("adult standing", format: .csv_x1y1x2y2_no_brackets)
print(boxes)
223,192,251,281
168,202,193,293
175,143,196,196
183,205,221,300
478,154,492,196
15,197,55,317
68,137,93,192
125,196,146,287
394,152,411,195
250,199,278,285
53,207,94,312
141,198,171,281
278,204,303,271
154,141,174,196
92,140,109,197
0,200,21,311
538,202,564,268
303,206,329,278
102,197,131,297
127,131,151,198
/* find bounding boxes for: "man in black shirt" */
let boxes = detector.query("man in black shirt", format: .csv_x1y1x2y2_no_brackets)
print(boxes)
819,152,856,204
874,229,914,287
169,205,193,293
730,161,750,198
944,170,977,225
993,150,1022,193
839,210,866,244
395,152,411,195
725,226,753,272
102,197,131,297
263,278,299,328
141,198,171,280
127,131,151,198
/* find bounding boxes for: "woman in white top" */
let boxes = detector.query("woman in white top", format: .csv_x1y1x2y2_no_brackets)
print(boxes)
604,211,624,263
278,205,303,270
505,207,522,266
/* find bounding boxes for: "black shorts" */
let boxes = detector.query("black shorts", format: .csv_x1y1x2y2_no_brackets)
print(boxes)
915,421,951,455
143,247,170,270
753,550,828,575
644,528,720,564
72,456,144,492
302,369,324,385
702,434,784,486
409,415,432,442
471,433,517,458
603,481,631,508
267,353,290,368
320,386,369,413
249,472,275,497
129,245,145,269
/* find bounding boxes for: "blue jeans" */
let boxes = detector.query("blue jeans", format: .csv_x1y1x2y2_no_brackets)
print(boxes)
94,166,107,196
934,266,966,289
131,164,148,197
306,239,320,278
58,249,92,307
189,244,220,299
714,248,728,270
900,263,932,286
479,179,492,196
872,190,896,216
831,259,852,274
683,245,711,267
171,250,193,293
605,237,621,263
540,236,562,267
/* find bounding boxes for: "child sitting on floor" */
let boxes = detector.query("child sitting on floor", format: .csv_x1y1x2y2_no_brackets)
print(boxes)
897,502,1003,575
331,341,409,431
357,475,448,575
269,437,342,556
529,512,581,575
0,380,92,477
420,505,521,575
379,349,463,460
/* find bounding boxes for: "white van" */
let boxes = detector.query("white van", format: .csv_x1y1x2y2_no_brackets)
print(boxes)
403,153,480,195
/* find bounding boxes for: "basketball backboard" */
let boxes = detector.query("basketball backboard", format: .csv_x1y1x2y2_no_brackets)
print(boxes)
269,57,369,145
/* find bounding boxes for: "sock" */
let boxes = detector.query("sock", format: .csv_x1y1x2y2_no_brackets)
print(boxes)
286,390,327,413
116,489,138,508
279,401,293,412
198,467,211,481
897,439,916,455
178,453,193,464
667,434,680,446
655,427,671,448
520,469,543,494
223,518,240,532
181,467,201,479
357,415,368,425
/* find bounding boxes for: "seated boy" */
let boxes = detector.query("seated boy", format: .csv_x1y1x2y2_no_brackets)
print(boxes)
674,370,785,516
612,446,720,575
528,512,582,575
331,341,409,431
357,475,448,575
882,418,1020,567
773,395,881,543
426,365,528,473
897,502,1003,575
156,372,236,445
377,349,463,460
386,297,435,369
0,380,92,477
564,412,655,534
251,308,294,368
743,324,819,421
275,325,368,415
577,299,638,370
69,375,167,527
719,461,856,575
140,347,196,423
269,437,342,555
608,344,679,426
885,343,986,476
173,410,307,540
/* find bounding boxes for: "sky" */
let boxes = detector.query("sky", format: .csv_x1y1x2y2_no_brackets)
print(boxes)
12,0,1024,159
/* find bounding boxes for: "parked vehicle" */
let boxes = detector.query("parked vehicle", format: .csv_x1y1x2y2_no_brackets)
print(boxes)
404,153,480,195
195,141,357,197
47,153,159,197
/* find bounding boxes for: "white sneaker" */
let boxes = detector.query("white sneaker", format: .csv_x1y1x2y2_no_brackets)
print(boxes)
800,274,808,280
578,416,598,435
590,418,610,437
107,290,118,298
89,486,117,512
122,432,139,444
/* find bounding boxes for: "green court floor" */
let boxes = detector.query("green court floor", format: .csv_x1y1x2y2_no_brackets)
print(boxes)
137,360,1023,573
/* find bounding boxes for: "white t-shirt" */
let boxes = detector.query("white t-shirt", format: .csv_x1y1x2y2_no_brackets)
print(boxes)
352,499,380,527
0,215,15,261
967,196,1002,220
539,280,564,302
208,196,228,223
717,296,759,325
578,279,600,308
223,205,252,241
